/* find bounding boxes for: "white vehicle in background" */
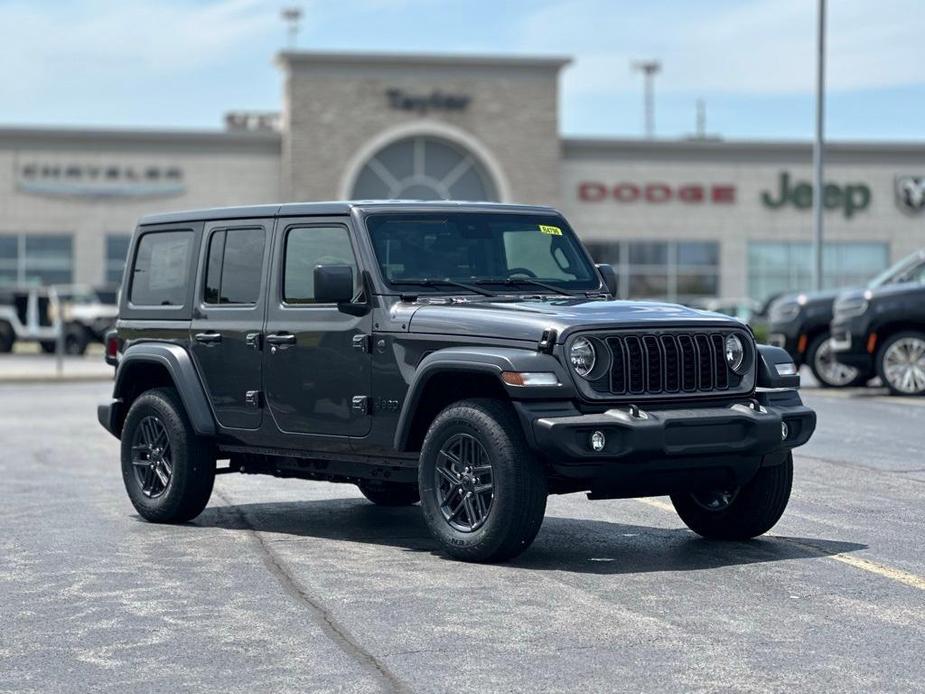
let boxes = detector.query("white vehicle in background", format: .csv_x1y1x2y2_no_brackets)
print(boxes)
50,285,119,354
0,286,62,353
0,285,118,355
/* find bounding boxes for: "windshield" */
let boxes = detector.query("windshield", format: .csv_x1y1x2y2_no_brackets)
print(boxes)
366,212,599,293
868,252,925,288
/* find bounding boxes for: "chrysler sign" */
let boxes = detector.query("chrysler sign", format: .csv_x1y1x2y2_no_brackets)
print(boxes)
578,181,736,204
18,163,185,199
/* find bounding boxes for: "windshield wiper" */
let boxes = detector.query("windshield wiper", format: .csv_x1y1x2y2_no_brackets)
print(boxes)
391,278,497,297
474,277,572,296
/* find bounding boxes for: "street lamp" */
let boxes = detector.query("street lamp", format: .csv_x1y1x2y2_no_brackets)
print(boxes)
632,60,661,139
812,0,827,291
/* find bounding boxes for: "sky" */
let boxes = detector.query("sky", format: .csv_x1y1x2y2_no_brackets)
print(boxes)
0,0,923,141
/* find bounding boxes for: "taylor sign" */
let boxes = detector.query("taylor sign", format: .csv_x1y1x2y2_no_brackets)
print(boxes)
578,181,736,204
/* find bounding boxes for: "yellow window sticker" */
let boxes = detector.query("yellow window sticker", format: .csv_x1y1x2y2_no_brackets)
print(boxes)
539,224,562,236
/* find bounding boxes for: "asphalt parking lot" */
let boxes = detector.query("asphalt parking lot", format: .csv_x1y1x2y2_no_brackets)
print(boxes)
2,378,924,693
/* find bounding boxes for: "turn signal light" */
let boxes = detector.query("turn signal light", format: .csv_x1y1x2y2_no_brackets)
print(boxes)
500,372,559,387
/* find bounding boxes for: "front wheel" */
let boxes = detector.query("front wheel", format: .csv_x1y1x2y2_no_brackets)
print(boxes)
419,399,547,563
807,334,865,388
120,387,215,523
877,331,925,396
670,454,793,540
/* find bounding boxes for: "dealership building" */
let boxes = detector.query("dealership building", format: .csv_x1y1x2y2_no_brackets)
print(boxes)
2,50,924,302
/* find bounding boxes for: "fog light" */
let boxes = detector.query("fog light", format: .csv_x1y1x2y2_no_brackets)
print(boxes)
590,430,606,452
781,421,789,440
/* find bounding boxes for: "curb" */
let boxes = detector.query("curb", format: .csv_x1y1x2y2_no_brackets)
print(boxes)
0,374,113,385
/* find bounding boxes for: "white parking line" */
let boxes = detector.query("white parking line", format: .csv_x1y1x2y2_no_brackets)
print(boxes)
634,497,925,591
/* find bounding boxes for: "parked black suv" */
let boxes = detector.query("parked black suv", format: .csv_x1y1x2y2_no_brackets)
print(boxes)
831,256,925,396
98,202,816,562
767,249,925,388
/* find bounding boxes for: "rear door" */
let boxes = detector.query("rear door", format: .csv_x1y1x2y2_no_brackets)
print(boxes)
189,219,272,430
262,217,372,438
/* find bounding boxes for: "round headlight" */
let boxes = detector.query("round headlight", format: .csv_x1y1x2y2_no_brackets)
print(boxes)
569,337,596,378
724,334,746,374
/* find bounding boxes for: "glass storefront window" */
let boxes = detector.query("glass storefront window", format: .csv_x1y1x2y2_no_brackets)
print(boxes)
747,241,889,301
0,234,73,286
585,240,720,302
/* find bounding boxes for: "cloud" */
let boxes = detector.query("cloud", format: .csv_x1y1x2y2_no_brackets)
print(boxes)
516,0,925,95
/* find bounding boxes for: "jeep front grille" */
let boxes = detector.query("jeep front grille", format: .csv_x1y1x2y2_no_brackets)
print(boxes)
601,332,742,396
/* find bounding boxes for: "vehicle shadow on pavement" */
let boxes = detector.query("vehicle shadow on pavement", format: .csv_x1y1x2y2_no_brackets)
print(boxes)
195,498,866,575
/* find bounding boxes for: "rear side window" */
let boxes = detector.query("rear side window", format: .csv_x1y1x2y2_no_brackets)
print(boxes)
130,230,193,307
283,226,359,304
204,228,266,305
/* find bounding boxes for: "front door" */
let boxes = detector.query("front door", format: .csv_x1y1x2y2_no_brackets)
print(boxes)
190,220,271,430
263,218,372,438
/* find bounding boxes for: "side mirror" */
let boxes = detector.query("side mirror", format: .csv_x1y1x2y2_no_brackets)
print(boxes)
313,265,355,304
596,263,618,298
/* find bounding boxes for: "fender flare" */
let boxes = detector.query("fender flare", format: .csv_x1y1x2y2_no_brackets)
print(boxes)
756,344,801,389
113,343,216,436
393,346,573,451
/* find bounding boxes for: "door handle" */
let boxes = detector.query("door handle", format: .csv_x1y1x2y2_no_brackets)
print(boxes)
265,333,296,346
194,332,222,344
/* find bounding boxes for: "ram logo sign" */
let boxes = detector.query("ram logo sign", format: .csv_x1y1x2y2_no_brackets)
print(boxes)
895,175,925,214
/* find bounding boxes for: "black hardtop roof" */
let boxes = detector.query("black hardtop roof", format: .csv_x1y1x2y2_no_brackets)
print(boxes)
138,200,561,226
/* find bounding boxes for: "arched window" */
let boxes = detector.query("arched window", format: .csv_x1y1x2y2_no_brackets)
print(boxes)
350,136,498,201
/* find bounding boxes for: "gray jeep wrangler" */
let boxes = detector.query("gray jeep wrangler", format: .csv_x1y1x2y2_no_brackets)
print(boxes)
98,201,816,562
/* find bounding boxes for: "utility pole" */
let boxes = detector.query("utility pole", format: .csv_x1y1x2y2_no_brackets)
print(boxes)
632,60,661,139
281,7,303,49
696,99,706,139
812,0,826,291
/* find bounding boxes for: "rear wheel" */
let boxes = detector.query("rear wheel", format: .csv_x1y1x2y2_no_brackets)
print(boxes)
807,334,865,387
357,480,420,506
419,398,547,563
0,323,13,353
877,331,925,396
120,387,215,523
670,454,793,540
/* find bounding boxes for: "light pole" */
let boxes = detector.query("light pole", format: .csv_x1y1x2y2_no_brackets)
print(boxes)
632,60,661,139
281,7,303,49
812,0,826,291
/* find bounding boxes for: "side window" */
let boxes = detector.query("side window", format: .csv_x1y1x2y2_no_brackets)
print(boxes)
204,228,266,305
284,226,359,304
130,230,193,307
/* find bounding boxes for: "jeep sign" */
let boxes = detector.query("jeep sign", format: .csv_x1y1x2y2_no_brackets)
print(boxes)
761,171,871,219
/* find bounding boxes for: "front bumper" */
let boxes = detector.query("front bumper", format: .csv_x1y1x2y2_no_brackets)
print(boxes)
830,318,874,372
525,391,815,465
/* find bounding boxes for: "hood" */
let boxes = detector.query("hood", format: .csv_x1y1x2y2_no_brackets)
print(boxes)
406,297,739,342
776,288,846,309
869,281,924,301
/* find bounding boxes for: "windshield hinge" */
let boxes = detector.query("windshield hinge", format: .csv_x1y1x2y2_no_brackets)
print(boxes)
538,329,557,354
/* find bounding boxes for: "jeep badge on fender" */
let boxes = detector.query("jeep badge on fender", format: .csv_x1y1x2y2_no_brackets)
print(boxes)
98,201,816,563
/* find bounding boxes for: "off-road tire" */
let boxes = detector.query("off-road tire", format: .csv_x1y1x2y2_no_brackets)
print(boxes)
0,323,13,353
358,480,420,506
64,324,90,355
121,387,215,523
419,398,547,563
807,334,866,388
876,330,925,396
670,454,793,540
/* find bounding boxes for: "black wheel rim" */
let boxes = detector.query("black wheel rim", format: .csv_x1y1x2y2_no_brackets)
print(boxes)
434,433,494,532
131,416,172,499
690,487,739,512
